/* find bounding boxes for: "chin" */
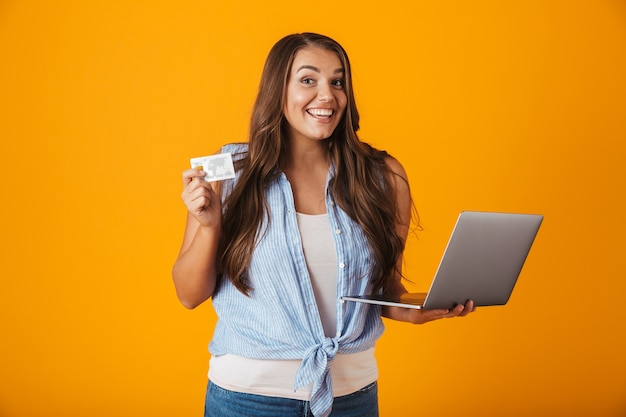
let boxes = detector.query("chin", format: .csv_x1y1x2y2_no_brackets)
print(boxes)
312,129,338,140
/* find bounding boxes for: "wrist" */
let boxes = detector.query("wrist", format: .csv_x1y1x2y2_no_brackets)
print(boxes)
197,221,221,233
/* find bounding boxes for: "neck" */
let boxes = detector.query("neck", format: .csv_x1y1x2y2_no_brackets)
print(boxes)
281,139,330,173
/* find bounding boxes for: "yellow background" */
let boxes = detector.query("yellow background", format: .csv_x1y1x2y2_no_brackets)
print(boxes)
1,1,625,416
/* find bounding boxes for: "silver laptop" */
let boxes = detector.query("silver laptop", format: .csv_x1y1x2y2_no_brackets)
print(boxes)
341,211,543,310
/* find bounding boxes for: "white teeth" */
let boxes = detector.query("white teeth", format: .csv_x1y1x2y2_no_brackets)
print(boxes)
307,108,333,117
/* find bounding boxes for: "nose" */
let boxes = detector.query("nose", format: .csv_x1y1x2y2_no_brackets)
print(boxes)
317,83,333,102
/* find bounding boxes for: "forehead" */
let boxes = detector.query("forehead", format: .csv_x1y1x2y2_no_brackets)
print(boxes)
291,46,343,72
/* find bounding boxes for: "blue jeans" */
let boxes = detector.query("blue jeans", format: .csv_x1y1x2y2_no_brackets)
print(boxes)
204,380,379,417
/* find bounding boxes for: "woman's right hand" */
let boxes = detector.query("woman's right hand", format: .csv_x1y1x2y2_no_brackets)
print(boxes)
181,169,222,228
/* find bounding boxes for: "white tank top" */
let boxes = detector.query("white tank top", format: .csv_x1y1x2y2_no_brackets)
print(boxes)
296,212,338,337
209,213,378,399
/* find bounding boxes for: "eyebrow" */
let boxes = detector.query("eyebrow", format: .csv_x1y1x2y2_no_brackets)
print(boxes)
296,65,344,74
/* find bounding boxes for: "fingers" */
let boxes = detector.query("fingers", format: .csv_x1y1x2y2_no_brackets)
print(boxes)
406,308,455,324
406,300,476,324
182,168,207,186
446,300,475,318
181,171,214,209
188,186,211,208
457,300,475,317
182,170,210,199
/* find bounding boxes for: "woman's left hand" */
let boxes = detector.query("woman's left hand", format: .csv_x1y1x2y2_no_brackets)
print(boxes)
384,299,476,325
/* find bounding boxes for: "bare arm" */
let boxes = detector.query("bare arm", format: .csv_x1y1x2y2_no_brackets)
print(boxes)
171,168,222,309
380,157,474,323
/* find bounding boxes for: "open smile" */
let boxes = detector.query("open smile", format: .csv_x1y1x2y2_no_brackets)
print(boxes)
306,108,335,119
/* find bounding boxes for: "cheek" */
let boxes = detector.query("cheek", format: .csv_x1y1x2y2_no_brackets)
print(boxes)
286,84,309,107
283,94,301,121
337,95,348,116
289,91,311,110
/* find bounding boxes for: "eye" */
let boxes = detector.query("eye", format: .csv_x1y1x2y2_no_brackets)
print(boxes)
331,79,345,88
301,77,315,85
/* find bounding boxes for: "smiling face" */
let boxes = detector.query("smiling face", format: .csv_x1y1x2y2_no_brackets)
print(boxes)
283,46,347,144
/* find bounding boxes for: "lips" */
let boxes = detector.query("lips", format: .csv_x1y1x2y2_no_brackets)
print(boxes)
306,108,334,118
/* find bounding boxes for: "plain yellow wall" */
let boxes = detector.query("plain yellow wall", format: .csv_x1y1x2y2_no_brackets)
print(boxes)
1,1,625,416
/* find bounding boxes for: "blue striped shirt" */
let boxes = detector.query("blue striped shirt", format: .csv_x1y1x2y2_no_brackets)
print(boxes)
209,143,384,417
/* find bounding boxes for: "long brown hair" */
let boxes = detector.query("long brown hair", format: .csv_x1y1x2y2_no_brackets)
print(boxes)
219,32,410,295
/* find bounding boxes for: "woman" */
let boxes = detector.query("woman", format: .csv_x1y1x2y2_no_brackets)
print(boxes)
173,32,473,417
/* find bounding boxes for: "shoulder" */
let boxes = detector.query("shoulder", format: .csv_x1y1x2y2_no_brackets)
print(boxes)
222,142,248,161
385,154,408,181
383,154,412,215
383,154,409,185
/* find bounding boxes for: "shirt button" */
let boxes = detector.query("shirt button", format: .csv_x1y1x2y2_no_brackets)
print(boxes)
335,229,341,235
339,262,345,269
